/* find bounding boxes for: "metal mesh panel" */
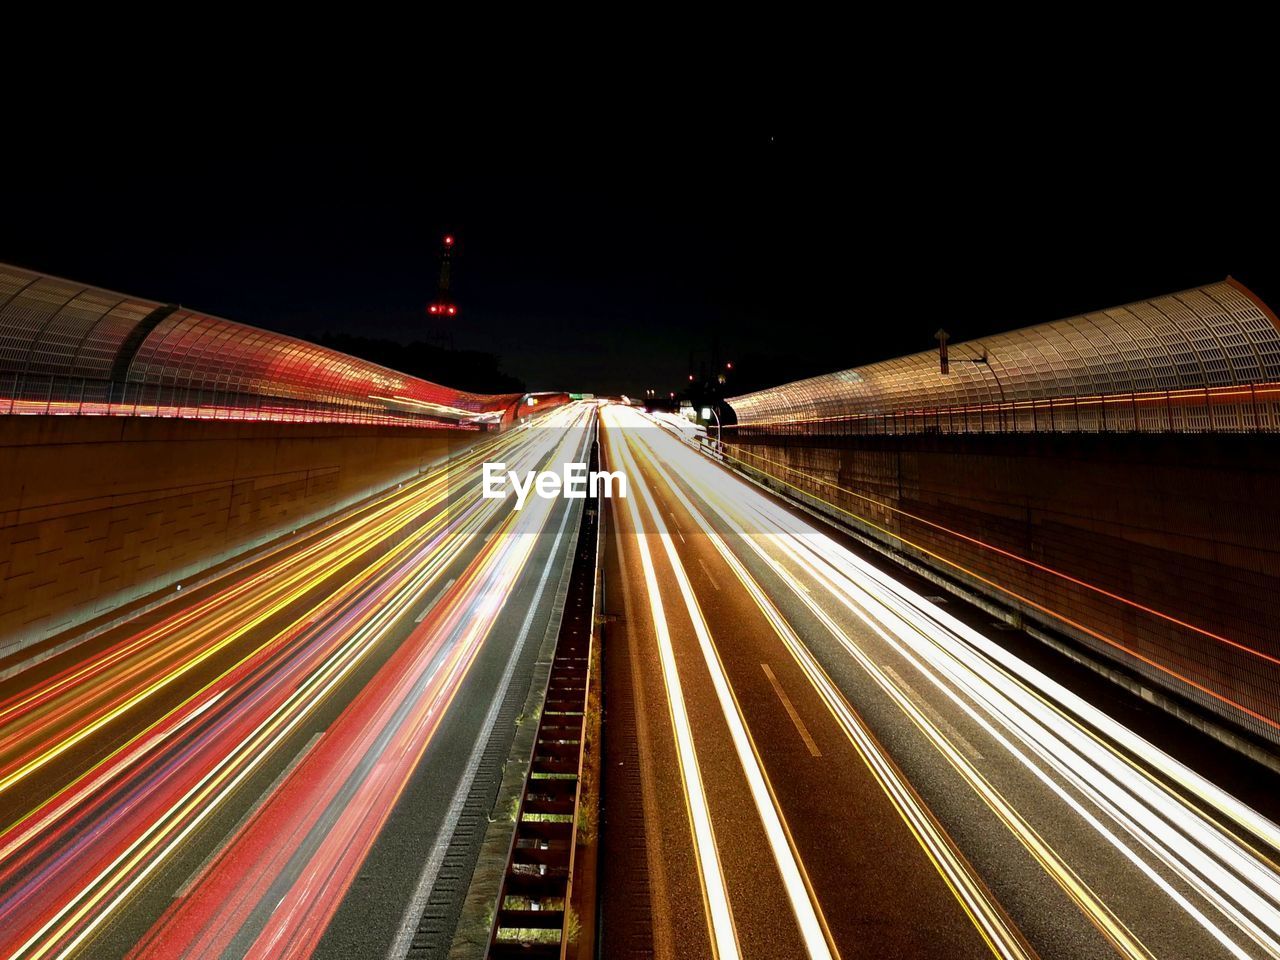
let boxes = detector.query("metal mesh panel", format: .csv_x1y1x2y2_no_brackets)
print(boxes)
0,273,83,371
70,298,155,379
0,263,523,426
729,279,1280,434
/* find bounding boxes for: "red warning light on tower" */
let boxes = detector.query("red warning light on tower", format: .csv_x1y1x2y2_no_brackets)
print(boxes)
428,234,458,318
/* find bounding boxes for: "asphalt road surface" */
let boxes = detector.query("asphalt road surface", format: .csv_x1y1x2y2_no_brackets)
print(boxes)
0,402,593,960
598,402,1280,960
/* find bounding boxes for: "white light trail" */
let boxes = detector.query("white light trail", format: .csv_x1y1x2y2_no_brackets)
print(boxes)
631,412,1280,960
629,434,1035,960
606,408,741,960
609,406,834,960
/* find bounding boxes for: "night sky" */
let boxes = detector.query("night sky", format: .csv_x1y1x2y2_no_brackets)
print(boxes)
6,92,1278,399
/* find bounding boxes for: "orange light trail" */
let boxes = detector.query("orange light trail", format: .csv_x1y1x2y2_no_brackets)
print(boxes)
0,404,592,960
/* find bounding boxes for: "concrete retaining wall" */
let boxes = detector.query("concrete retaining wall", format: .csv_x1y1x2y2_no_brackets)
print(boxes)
726,432,1280,745
0,416,479,654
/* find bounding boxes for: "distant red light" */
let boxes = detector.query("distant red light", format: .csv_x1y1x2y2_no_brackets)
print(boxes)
444,235,454,246
447,305,457,315
429,305,439,314
726,361,733,369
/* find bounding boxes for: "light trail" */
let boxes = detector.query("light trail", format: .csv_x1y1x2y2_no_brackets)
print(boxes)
634,423,1147,956
0,404,592,959
754,518,1280,958
717,442,1272,668
609,408,741,960
716,442,1280,734
618,408,1280,959
611,419,835,960
625,429,1035,960
607,405,838,960
0,429,517,804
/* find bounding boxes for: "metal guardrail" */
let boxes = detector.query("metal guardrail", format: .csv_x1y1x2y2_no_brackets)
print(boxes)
487,436,601,960
729,381,1280,437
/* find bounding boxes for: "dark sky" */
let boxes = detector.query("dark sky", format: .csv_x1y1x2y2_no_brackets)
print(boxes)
5,86,1278,398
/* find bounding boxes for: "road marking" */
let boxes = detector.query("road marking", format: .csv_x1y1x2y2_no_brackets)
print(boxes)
762,663,822,757
606,407,741,960
670,511,687,544
696,557,721,591
633,431,1035,960
878,662,984,762
619,421,833,960
387,434,583,960
726,506,1131,960
176,730,325,898
415,578,456,622
0,414,587,960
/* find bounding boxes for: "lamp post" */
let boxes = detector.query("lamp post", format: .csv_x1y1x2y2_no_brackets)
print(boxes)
706,405,722,450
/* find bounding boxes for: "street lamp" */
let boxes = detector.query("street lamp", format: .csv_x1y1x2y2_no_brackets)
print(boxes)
707,405,722,449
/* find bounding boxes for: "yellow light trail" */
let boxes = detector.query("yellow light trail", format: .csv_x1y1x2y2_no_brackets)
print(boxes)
608,409,741,960
609,404,838,960
640,409,1280,959
627,432,1037,960
0,428,538,815
4,403,593,960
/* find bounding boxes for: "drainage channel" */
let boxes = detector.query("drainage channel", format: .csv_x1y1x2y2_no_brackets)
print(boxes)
487,436,601,960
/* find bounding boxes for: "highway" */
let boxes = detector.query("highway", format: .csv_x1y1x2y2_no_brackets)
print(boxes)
598,402,1280,960
0,402,593,960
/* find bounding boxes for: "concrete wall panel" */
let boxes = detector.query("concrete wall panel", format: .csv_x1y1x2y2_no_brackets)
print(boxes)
727,432,1280,744
0,416,478,654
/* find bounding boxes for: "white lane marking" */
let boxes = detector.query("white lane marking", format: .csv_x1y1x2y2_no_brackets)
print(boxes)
617,417,832,960
415,578,457,622
387,427,584,960
878,662,984,762
650,414,1272,959
8,416,587,960
696,557,721,592
670,510,687,543
761,664,822,758
606,408,740,960
631,428,1035,960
